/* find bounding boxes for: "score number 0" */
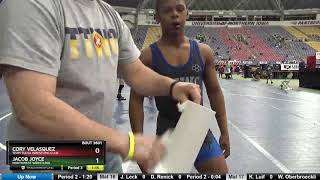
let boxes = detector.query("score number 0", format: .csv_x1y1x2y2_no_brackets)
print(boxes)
95,148,100,164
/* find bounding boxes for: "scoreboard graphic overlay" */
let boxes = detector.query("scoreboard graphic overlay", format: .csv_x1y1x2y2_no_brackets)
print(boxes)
6,141,105,171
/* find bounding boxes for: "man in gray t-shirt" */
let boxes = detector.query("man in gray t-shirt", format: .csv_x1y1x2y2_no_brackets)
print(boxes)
0,0,201,173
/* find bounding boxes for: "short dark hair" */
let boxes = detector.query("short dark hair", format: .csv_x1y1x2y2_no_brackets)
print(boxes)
155,0,163,14
155,0,159,14
155,0,186,14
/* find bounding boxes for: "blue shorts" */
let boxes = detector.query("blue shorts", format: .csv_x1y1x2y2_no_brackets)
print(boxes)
194,135,223,165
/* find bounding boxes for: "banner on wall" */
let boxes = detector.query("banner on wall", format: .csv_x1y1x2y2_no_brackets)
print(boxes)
316,52,320,60
292,20,320,26
216,60,241,65
190,21,270,26
259,61,269,65
188,20,320,27
140,20,320,27
316,53,320,65
281,64,299,71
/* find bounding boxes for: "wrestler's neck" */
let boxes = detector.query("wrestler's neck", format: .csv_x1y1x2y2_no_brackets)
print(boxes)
160,32,186,48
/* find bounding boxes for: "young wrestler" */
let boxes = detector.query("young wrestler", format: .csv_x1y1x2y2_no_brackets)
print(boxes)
129,0,230,173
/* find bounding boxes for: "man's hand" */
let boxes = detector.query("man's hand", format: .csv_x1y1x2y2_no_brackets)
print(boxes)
171,82,201,104
219,133,230,158
128,134,165,173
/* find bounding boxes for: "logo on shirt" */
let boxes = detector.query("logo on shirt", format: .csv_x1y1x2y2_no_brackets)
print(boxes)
93,31,103,48
65,27,119,60
192,64,202,72
175,76,201,85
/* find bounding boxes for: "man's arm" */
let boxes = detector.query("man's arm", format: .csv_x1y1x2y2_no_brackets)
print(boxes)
0,0,166,172
3,66,129,157
129,48,153,134
119,58,201,104
3,66,168,171
200,44,230,158
120,60,173,97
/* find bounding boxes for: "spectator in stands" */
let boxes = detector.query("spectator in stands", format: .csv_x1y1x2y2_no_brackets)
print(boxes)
129,0,229,174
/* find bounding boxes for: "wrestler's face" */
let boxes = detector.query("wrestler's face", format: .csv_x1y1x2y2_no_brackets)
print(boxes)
156,0,187,35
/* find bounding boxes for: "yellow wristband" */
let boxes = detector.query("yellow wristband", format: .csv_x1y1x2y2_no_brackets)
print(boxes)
127,132,135,160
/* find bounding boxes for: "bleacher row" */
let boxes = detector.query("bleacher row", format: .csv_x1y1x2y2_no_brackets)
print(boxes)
132,26,320,62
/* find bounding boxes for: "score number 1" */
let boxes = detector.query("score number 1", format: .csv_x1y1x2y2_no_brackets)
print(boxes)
95,148,100,164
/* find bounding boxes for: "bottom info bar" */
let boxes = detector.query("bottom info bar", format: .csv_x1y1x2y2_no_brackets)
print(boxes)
96,174,319,180
1,173,319,180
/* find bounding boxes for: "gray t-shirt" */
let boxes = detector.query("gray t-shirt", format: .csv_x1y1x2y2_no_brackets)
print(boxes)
0,0,140,172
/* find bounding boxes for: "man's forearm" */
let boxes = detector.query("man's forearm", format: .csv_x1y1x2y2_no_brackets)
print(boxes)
12,91,129,158
130,67,173,96
208,90,229,134
121,60,174,96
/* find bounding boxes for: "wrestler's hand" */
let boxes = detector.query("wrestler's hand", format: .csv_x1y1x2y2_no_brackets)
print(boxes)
219,133,230,158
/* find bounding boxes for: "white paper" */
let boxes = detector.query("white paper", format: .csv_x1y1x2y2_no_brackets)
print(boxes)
152,101,217,173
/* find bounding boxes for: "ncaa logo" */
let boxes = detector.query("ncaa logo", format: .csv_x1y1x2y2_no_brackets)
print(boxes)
192,65,201,72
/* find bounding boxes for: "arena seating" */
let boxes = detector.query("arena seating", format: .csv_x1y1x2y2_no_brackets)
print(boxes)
296,26,320,51
252,26,316,61
142,26,162,50
184,26,230,59
132,26,148,50
203,28,230,59
285,26,320,51
133,26,318,62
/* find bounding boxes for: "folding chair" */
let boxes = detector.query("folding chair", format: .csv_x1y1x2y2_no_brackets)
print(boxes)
280,72,293,91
